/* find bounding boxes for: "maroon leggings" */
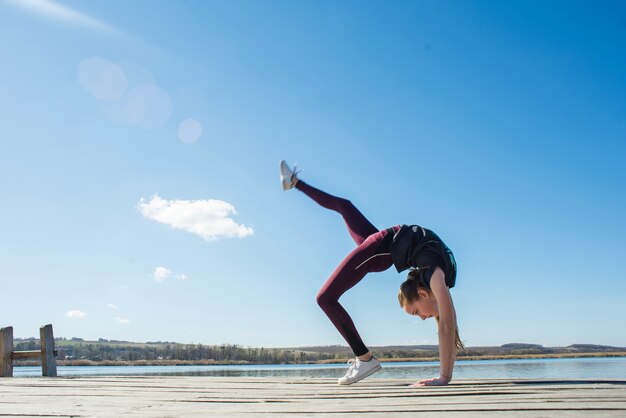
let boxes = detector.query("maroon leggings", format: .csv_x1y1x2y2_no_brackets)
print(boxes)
296,181,396,356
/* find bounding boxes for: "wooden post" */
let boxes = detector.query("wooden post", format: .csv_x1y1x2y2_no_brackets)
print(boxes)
0,327,14,377
40,324,57,377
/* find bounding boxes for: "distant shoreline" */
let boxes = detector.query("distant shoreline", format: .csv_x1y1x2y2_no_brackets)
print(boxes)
14,338,626,367
24,351,625,367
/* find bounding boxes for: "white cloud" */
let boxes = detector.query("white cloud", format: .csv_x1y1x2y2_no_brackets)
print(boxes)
115,317,130,324
5,0,118,33
65,310,87,319
138,194,254,241
154,266,172,283
107,304,118,309
154,267,188,283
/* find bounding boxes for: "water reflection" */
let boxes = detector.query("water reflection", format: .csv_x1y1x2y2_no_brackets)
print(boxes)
14,357,626,379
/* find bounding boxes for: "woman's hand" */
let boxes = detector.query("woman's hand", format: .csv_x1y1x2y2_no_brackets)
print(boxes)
410,376,451,387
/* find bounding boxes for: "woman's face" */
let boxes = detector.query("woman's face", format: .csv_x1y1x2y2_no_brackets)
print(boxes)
403,288,439,320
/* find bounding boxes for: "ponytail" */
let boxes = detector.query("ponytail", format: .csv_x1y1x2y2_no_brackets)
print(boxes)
435,316,465,352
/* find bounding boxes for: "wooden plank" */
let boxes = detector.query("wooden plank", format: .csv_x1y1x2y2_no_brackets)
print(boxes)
0,377,625,417
0,326,13,377
40,324,57,377
11,350,43,359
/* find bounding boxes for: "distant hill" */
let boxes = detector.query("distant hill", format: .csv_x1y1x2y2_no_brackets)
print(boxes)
293,343,626,359
296,343,626,352
12,337,626,365
567,344,618,351
500,343,544,350
296,344,439,355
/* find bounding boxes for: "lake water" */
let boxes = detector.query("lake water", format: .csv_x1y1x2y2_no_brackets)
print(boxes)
13,357,626,380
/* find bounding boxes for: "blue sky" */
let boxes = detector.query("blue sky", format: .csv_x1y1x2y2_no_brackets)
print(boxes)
1,0,625,348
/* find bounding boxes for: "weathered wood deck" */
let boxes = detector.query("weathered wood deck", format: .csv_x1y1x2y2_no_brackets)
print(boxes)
1,377,625,417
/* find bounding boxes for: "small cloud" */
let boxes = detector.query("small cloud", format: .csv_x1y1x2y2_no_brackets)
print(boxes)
115,317,130,324
65,310,87,319
5,0,119,34
107,304,118,309
154,266,172,283
154,267,187,283
138,194,253,241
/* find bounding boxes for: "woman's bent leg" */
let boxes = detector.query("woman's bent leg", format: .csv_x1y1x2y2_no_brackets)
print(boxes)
296,180,377,245
316,230,393,356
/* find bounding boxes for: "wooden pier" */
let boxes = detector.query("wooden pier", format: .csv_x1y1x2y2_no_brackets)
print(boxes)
0,376,625,417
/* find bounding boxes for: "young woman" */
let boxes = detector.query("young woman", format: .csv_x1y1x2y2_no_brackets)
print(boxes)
279,160,464,386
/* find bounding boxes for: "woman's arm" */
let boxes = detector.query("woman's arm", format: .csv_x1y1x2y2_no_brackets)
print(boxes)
412,266,457,387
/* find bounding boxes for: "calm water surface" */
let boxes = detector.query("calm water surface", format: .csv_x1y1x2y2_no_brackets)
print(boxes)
14,357,626,379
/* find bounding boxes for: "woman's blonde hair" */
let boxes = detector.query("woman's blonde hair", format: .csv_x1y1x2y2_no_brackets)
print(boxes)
398,270,465,351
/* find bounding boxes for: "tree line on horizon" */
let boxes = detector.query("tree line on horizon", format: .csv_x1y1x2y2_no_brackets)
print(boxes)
14,339,338,364
13,338,625,365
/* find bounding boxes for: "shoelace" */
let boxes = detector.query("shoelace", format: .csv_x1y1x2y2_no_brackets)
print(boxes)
344,358,358,375
292,164,303,182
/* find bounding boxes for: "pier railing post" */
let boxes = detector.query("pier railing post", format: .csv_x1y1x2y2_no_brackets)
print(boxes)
1,325,58,378
40,324,57,377
0,327,14,377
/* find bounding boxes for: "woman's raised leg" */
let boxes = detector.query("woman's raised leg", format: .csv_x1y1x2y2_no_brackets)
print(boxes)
280,160,377,245
295,180,378,246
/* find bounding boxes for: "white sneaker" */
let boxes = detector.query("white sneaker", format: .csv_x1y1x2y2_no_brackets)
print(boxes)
279,160,300,190
337,356,382,385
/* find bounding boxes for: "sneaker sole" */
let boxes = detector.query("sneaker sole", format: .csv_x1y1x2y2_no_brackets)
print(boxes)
279,161,294,190
337,363,382,385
